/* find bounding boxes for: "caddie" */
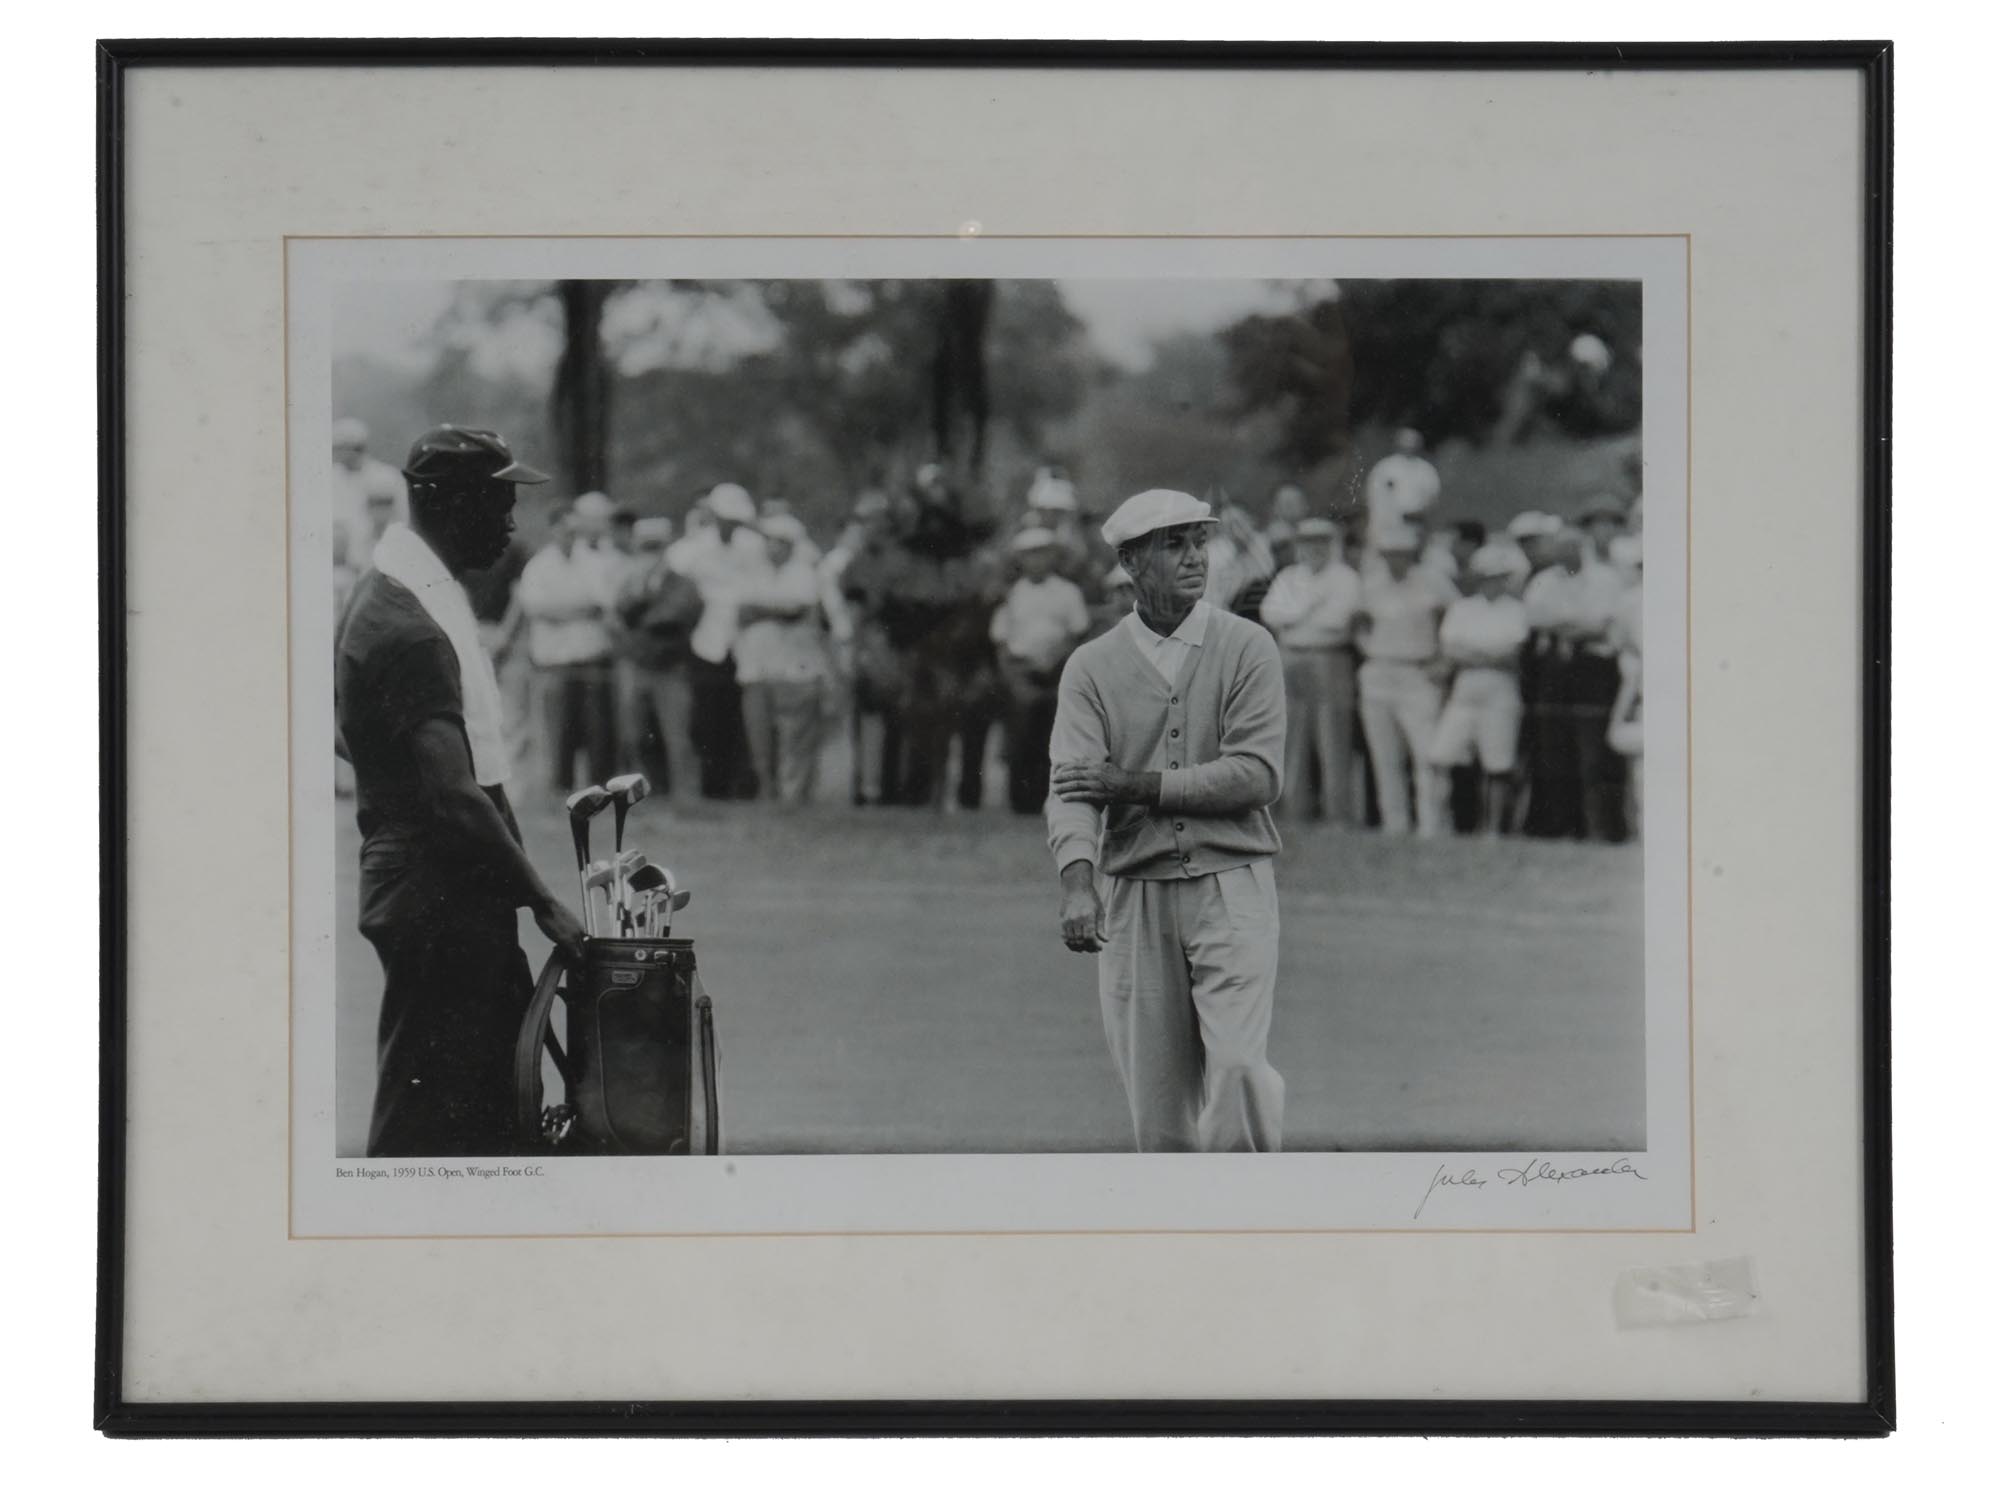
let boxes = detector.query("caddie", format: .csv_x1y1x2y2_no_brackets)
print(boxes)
336,425,587,1158
1047,489,1288,1152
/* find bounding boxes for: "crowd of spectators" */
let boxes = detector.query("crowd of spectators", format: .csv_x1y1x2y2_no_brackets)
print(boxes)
334,419,1643,842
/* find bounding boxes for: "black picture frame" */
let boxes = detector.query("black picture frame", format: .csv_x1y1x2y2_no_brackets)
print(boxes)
97,36,1893,1439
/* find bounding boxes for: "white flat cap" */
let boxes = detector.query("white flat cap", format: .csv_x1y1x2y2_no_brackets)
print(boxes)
760,513,808,543
1027,473,1079,512
706,482,756,523
1011,526,1059,552
1296,517,1339,541
1100,489,1217,549
1468,543,1520,579
572,490,617,520
1507,510,1561,539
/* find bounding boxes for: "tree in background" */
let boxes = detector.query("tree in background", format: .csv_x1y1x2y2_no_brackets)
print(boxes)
551,280,616,495
1222,279,1643,472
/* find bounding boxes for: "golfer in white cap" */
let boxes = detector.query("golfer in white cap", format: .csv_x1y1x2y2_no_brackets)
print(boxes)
1047,489,1288,1152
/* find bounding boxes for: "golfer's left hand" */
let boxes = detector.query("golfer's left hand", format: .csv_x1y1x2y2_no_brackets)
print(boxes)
1052,759,1129,807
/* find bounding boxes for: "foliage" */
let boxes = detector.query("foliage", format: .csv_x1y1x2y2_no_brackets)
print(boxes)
1222,279,1643,468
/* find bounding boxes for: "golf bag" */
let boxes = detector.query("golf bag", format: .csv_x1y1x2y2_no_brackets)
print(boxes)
513,938,722,1154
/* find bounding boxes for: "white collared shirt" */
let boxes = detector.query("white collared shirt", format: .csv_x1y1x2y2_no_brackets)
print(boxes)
1124,599,1211,686
992,574,1090,671
736,551,830,684
517,540,619,666
1259,559,1362,649
670,524,770,665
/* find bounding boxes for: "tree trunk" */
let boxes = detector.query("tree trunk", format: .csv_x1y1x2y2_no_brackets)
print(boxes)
930,280,994,493
552,280,613,494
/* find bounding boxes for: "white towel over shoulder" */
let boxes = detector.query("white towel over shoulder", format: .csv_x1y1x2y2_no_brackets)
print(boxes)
371,522,512,787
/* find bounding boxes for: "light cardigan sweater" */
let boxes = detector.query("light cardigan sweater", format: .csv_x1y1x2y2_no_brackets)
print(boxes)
1046,602,1286,880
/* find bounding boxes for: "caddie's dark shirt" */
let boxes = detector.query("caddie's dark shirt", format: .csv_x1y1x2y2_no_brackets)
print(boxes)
337,571,470,841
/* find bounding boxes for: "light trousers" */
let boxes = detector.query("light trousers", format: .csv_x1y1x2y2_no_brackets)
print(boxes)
1097,861,1285,1152
742,677,824,806
1358,658,1446,835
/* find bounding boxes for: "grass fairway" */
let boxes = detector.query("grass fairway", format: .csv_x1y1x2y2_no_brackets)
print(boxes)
333,799,1644,1156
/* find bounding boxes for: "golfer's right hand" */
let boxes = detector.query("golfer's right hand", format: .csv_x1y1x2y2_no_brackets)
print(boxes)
534,899,590,967
1060,882,1106,954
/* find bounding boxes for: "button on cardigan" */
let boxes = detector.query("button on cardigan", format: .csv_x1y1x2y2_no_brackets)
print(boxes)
1046,601,1287,880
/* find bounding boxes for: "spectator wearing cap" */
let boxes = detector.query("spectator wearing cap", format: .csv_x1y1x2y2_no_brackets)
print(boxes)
1023,469,1094,587
1086,564,1136,642
1259,517,1364,825
674,482,768,799
331,417,410,585
1423,519,1487,592
335,425,585,1158
1428,545,1534,834
1520,510,1628,842
612,516,706,805
1353,520,1456,837
736,513,831,806
991,527,1091,814
516,502,622,797
1048,488,1287,1153
1499,511,1559,592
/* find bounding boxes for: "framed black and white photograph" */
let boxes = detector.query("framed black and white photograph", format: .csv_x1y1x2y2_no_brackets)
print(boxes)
98,37,1891,1436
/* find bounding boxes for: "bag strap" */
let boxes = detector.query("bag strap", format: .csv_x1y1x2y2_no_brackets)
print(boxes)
513,950,576,1147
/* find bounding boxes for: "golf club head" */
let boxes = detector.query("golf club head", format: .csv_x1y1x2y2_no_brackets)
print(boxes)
564,785,612,863
580,857,617,938
607,772,651,854
622,863,668,936
660,884,692,939
606,771,651,806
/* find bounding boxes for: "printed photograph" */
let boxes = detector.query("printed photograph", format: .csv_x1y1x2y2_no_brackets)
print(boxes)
325,273,1649,1160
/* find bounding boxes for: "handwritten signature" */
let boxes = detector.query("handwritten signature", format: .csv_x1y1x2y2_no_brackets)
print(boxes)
1413,1156,1648,1221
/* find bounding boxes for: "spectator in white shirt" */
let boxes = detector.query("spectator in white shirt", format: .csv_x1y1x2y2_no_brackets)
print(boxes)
1429,546,1534,834
991,528,1091,813
674,483,768,800
1354,521,1456,836
516,507,620,797
331,418,410,584
736,514,831,806
1260,517,1364,824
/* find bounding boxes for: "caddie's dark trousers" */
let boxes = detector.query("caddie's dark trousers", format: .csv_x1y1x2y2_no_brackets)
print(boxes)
360,835,533,1157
